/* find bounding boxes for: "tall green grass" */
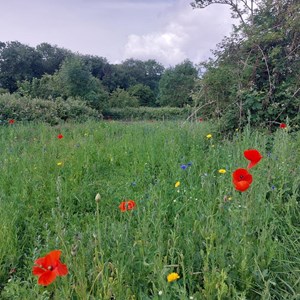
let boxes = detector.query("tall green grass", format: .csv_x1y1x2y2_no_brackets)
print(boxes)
0,121,299,299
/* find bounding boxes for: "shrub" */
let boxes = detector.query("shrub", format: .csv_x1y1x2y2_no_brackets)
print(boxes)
0,93,101,125
103,106,193,121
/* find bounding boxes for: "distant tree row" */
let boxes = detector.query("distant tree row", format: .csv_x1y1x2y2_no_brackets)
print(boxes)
0,41,198,110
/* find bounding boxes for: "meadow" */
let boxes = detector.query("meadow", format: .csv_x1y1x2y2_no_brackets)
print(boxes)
0,120,299,300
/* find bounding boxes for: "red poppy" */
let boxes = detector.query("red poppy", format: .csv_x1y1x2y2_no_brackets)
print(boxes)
8,119,15,124
279,123,287,128
32,250,68,286
244,149,262,169
119,200,136,212
234,180,251,192
232,168,253,192
198,118,203,122
57,134,63,139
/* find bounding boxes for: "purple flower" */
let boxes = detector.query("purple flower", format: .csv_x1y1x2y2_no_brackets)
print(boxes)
180,164,187,170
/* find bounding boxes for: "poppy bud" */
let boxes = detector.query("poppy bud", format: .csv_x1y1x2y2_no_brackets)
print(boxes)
95,193,101,202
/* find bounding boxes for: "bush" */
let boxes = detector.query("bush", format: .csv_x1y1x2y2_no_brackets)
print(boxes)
103,106,193,121
0,93,101,125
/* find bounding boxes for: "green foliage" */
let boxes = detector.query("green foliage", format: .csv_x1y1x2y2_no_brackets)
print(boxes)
102,59,164,96
103,106,193,120
0,121,299,299
158,60,198,107
108,88,139,108
128,83,156,106
36,43,72,75
17,57,109,111
0,41,44,92
192,0,300,132
0,93,100,124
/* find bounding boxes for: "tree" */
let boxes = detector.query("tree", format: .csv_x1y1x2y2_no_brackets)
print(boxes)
109,88,139,108
58,57,92,98
102,59,164,96
191,0,262,26
158,60,198,107
36,43,72,75
128,84,156,106
191,0,300,130
0,41,44,92
80,54,110,80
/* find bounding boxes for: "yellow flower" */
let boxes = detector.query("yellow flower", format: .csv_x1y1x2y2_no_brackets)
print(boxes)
218,169,226,174
167,272,180,282
175,181,180,188
206,134,212,139
57,162,63,166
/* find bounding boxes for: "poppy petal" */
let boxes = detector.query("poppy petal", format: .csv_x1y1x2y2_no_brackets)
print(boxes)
244,149,262,169
44,250,62,267
32,266,45,276
232,168,253,184
119,202,126,212
38,270,57,286
56,262,68,276
127,200,136,210
34,257,46,268
234,181,250,192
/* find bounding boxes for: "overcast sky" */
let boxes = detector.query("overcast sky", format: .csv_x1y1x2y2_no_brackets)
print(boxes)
0,0,234,66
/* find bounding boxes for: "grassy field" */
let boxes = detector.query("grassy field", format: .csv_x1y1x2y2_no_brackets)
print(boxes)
0,120,299,299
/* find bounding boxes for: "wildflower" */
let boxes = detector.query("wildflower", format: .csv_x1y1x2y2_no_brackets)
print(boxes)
198,118,203,122
206,134,212,139
232,168,253,192
175,181,180,188
57,134,63,139
32,250,68,286
167,272,180,282
187,162,193,167
218,169,226,174
158,291,163,296
279,123,287,128
119,200,136,212
244,149,263,169
95,193,101,202
180,164,187,170
57,162,63,166
8,119,15,124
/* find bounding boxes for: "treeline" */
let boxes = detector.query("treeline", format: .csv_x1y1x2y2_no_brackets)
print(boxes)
0,41,198,114
0,0,299,128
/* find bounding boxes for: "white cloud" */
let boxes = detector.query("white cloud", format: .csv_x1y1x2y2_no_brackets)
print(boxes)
123,0,234,66
125,22,188,66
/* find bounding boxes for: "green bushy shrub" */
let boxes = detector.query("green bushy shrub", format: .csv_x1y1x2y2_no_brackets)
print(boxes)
103,106,193,121
0,93,101,125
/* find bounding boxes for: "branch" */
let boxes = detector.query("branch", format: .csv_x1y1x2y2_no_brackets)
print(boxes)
256,44,273,98
182,100,216,126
